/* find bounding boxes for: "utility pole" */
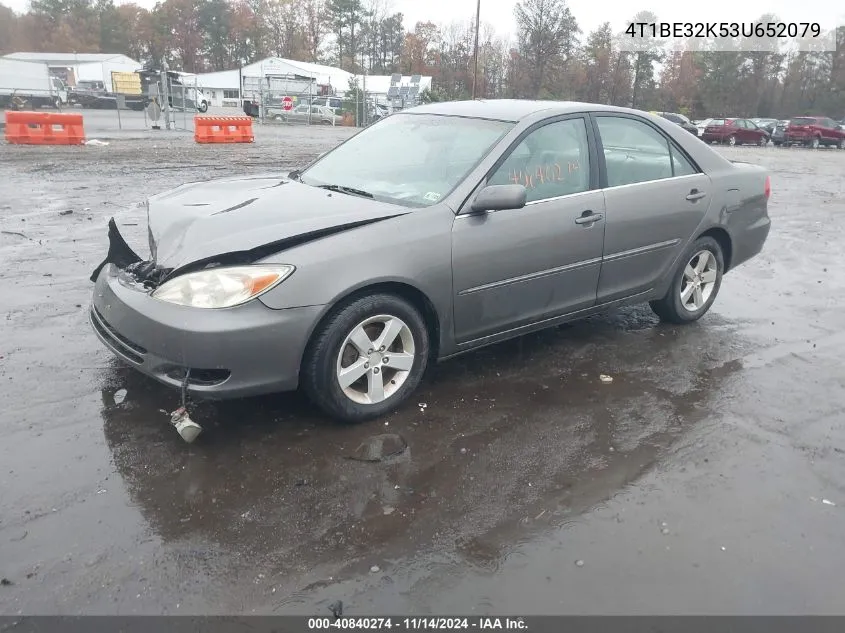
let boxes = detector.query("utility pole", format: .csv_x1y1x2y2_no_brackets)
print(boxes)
471,0,481,99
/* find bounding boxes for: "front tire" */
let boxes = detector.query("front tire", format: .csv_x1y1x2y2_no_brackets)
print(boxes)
650,236,724,325
301,294,430,422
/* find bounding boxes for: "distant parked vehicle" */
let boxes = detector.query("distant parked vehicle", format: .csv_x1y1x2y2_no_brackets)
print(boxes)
0,58,68,109
771,120,790,146
693,118,716,137
785,116,845,149
68,80,107,107
752,119,778,135
271,103,342,125
654,111,699,135
701,118,770,146
751,118,778,130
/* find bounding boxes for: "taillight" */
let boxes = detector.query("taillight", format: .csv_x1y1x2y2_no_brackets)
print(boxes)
764,175,771,199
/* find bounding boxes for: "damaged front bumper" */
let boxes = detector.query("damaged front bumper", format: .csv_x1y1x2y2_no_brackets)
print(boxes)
89,221,324,399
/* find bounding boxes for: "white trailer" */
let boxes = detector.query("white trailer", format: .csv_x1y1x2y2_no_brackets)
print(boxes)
74,60,142,91
0,58,68,109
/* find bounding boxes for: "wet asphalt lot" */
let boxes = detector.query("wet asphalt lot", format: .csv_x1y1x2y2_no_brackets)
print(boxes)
1,127,845,616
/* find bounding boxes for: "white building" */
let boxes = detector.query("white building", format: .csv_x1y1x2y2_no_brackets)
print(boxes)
194,57,434,109
2,52,142,88
195,57,354,108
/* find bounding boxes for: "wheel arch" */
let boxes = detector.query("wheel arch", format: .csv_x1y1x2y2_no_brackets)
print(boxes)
302,281,443,369
697,227,733,272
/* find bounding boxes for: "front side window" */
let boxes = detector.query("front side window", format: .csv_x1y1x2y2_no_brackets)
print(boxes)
487,118,590,203
301,114,514,207
596,116,674,187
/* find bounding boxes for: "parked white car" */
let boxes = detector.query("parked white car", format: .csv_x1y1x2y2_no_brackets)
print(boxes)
693,118,716,137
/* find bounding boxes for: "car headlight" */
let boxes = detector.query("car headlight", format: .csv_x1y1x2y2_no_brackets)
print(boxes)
152,264,295,308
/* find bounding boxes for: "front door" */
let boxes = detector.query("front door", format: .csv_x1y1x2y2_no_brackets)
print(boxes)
593,113,712,302
451,116,606,343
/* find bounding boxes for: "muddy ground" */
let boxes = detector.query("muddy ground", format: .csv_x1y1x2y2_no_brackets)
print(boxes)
1,129,844,616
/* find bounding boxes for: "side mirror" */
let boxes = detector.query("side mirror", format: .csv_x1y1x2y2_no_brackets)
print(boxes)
470,184,527,213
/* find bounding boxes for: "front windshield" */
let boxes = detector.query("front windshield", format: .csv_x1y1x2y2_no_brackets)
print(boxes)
300,113,514,207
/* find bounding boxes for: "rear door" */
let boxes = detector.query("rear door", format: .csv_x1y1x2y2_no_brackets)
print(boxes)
451,115,605,342
820,118,840,141
592,113,712,303
736,119,753,143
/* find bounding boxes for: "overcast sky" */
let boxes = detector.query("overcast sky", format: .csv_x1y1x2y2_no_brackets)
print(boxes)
3,0,843,43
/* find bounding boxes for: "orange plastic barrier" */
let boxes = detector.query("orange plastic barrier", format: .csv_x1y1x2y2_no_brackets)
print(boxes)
194,116,254,144
4,111,85,145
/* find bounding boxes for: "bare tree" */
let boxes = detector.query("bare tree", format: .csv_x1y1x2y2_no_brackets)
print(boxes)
514,0,580,98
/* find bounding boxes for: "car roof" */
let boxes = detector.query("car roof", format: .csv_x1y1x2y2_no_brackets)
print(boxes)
404,99,654,122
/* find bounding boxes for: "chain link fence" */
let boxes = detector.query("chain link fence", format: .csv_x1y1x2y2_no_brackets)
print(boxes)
2,62,423,134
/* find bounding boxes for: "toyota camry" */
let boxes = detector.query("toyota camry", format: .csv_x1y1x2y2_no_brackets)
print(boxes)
90,100,771,422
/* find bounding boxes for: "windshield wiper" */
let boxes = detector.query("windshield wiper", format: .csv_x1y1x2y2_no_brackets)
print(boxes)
316,184,374,199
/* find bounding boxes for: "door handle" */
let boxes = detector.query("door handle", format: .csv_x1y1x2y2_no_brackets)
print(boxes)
686,189,707,201
574,210,604,225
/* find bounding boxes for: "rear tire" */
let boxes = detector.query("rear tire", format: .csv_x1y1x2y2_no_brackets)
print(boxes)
301,293,430,422
650,236,725,325
809,137,820,149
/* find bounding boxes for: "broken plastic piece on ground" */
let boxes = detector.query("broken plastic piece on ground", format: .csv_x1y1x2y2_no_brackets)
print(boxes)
113,388,127,405
822,499,836,506
347,433,407,462
599,374,614,383
170,407,202,443
84,139,109,146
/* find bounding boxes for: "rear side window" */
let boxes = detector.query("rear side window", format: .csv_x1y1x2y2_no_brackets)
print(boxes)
671,146,697,177
596,116,673,187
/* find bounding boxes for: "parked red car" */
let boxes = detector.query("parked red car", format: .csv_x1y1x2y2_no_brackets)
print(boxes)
701,118,770,146
785,116,845,149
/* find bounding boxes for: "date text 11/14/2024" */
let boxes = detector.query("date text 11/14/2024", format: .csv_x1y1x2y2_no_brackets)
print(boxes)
308,617,529,630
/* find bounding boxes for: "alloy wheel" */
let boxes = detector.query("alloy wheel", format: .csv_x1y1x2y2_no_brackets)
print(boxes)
335,315,416,405
728,135,737,146
811,137,820,149
680,250,718,312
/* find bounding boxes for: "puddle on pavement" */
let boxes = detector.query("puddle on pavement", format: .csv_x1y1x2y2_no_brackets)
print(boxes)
98,302,753,591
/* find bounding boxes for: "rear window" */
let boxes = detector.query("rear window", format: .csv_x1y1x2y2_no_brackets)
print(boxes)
708,119,726,126
790,117,817,125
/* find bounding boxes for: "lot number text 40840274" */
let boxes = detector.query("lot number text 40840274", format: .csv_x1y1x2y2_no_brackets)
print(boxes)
307,617,528,630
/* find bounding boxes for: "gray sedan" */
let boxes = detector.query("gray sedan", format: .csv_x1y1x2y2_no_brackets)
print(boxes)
90,100,771,422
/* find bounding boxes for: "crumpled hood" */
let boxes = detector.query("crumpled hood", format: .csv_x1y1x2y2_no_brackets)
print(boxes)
147,173,409,271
